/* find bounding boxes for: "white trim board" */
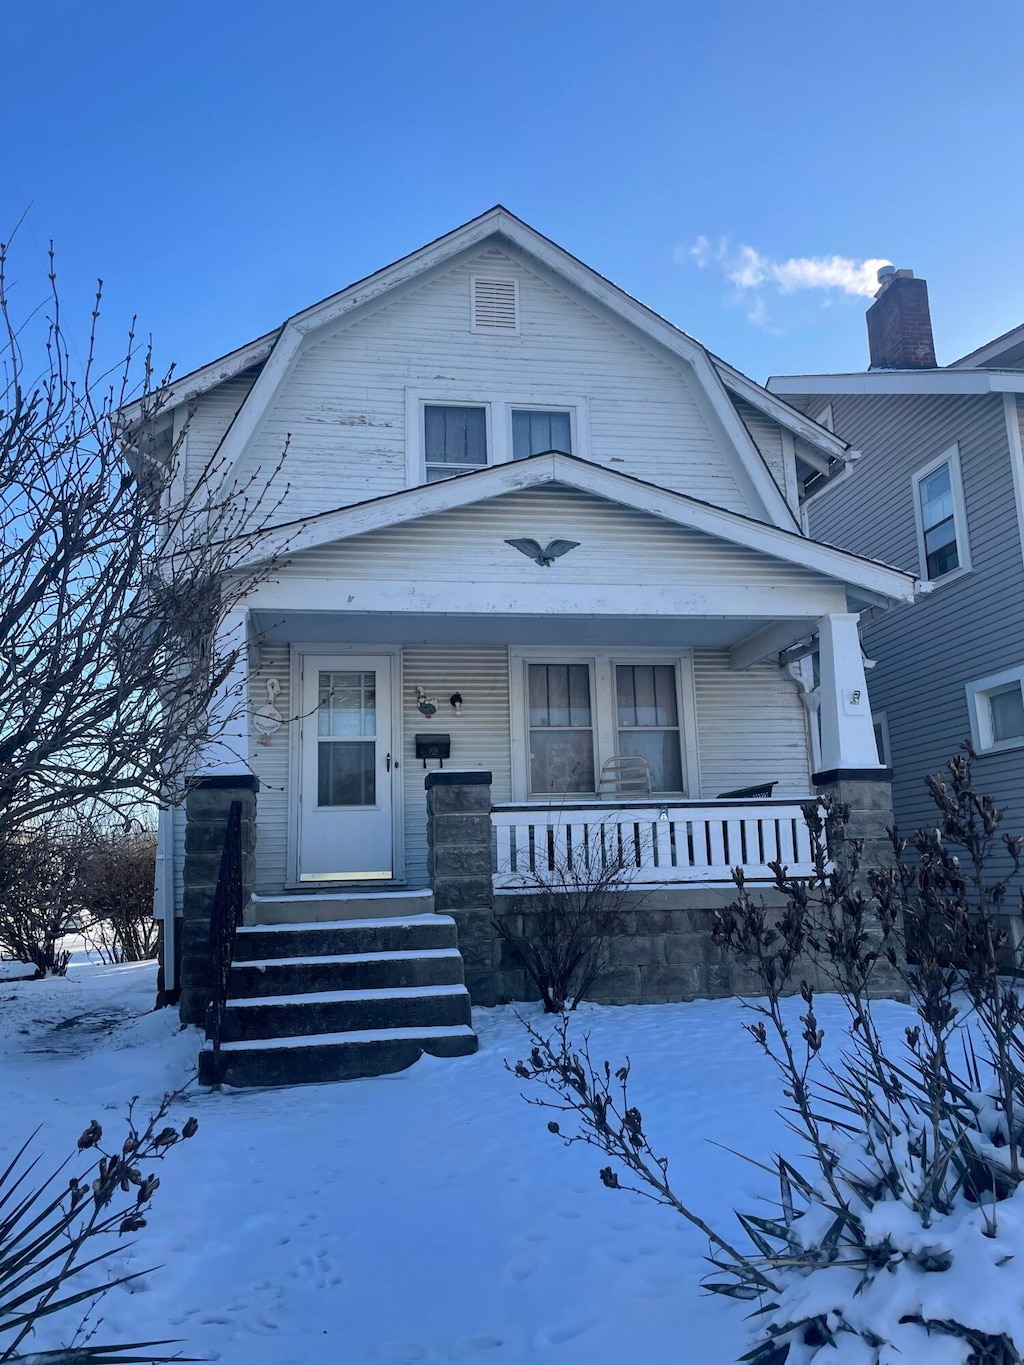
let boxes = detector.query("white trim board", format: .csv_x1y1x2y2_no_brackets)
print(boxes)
911,443,972,588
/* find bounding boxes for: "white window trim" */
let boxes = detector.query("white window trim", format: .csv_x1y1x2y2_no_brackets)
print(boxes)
470,275,519,335
966,664,1024,756
912,443,972,587
405,389,590,486
508,646,700,801
871,709,892,767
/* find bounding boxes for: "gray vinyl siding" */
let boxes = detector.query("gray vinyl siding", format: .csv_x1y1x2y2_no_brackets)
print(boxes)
807,391,1024,836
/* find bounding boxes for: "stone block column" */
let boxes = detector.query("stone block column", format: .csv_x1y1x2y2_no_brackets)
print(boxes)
425,771,500,1005
179,774,258,1026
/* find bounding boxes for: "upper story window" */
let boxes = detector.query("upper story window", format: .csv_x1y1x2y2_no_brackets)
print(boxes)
423,405,487,482
966,666,1024,754
511,409,572,460
912,445,970,584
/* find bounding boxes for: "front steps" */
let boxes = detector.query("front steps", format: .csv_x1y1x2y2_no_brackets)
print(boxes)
248,888,435,924
199,899,478,1088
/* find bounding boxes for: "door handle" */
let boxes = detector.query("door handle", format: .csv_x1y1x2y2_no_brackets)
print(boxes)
386,752,391,772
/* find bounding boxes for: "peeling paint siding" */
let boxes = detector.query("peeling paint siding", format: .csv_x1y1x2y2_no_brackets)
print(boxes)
732,396,794,511
285,485,826,592
183,371,259,494
401,647,511,889
693,650,813,797
807,392,1024,833
232,247,753,521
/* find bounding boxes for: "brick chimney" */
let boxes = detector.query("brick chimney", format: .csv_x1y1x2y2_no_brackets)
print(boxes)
866,268,937,369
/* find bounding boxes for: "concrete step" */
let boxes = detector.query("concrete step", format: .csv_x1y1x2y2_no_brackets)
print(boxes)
218,984,473,1042
228,948,465,997
232,914,458,962
199,1024,478,1088
248,889,434,925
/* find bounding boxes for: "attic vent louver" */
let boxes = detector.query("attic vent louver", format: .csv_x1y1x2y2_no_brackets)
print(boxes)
472,276,518,333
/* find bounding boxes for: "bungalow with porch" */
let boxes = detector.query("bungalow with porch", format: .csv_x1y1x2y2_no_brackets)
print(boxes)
136,207,917,1086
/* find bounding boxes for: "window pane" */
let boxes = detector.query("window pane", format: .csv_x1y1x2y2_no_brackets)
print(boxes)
616,730,683,793
318,741,375,806
616,665,678,727
990,684,1024,743
920,464,953,530
528,664,591,726
529,731,594,793
318,671,375,737
512,409,572,460
424,406,487,466
925,520,959,579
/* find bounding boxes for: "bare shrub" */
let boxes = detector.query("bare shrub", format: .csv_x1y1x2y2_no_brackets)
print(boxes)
77,825,158,965
515,749,1024,1364
0,824,81,976
494,815,646,1011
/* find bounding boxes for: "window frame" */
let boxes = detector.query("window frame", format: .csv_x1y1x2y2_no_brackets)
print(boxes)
509,646,700,801
421,402,491,483
405,390,589,486
871,709,892,768
912,444,971,587
966,664,1024,756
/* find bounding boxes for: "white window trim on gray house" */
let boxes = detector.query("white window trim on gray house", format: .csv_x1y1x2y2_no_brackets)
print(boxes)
911,443,972,587
404,388,590,485
508,646,701,802
871,709,892,767
966,664,1024,756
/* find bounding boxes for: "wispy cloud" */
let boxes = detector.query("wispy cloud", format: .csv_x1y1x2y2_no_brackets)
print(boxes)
682,235,892,330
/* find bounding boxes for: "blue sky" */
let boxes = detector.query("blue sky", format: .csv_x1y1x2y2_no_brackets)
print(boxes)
4,0,1023,385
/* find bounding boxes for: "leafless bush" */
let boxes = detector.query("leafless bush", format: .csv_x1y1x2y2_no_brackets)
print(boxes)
1,1093,198,1363
0,824,81,976
77,825,158,965
494,817,646,1011
515,749,1024,1363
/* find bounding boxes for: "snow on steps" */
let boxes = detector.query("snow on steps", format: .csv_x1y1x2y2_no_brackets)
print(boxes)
248,888,435,925
200,907,478,1089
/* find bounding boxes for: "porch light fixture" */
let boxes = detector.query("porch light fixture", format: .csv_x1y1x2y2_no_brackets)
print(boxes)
450,692,463,715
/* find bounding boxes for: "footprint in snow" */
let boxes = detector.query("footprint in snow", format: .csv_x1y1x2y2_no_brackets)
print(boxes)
457,1334,504,1352
533,1315,596,1347
502,1251,539,1282
373,1343,430,1362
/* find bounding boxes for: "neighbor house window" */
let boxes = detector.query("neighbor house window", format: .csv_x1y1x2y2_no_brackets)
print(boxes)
966,666,1024,754
615,664,683,792
423,405,487,482
511,409,572,460
913,446,970,583
527,663,595,794
872,710,892,767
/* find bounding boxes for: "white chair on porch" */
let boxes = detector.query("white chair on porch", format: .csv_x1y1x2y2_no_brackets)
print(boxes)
597,755,652,799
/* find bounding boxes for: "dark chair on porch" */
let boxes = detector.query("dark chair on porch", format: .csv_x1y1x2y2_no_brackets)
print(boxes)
716,781,778,799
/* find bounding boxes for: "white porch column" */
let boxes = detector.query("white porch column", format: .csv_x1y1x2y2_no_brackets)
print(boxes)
815,613,883,773
200,605,251,776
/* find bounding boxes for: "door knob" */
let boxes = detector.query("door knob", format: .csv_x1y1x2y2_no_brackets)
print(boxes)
386,752,391,772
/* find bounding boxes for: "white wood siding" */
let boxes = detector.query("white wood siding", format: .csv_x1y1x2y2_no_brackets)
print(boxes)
183,368,260,494
284,485,829,595
732,396,795,511
231,247,758,521
247,642,292,894
402,646,512,888
693,649,813,797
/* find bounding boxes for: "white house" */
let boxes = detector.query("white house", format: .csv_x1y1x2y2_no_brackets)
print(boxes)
136,208,917,1086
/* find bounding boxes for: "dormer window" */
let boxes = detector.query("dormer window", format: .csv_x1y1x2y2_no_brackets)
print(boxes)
472,277,518,333
423,405,488,482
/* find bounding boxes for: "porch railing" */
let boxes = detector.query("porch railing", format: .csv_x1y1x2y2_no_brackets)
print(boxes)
491,798,819,889
205,799,244,1057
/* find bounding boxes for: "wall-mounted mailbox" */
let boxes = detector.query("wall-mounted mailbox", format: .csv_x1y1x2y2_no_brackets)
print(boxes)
416,733,451,767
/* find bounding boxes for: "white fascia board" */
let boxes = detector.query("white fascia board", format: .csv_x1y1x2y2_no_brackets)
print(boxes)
712,360,849,462
119,330,279,430
768,371,1024,397
237,451,918,605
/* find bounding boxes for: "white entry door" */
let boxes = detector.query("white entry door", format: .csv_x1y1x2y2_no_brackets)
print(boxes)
298,655,395,882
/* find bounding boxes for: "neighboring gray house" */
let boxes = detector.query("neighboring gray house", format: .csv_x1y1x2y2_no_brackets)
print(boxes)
770,272,1024,849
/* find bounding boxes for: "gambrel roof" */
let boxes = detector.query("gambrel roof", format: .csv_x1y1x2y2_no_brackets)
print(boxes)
125,206,849,531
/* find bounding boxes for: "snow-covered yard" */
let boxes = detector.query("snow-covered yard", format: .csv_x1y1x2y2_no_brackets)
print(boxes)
1,952,919,1364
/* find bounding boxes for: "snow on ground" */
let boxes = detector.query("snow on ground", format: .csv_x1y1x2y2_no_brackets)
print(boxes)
1,953,919,1364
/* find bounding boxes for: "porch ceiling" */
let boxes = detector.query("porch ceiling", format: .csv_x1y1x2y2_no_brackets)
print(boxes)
250,610,813,649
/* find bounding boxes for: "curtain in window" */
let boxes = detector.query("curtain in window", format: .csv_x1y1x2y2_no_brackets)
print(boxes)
512,410,572,460
527,663,594,793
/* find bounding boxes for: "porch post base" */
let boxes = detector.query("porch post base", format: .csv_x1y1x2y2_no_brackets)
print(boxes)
426,770,498,1005
180,774,259,1027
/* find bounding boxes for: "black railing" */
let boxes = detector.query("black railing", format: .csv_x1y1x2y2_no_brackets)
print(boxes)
206,799,243,1056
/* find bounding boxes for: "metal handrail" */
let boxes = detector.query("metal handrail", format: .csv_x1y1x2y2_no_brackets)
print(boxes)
206,799,243,1055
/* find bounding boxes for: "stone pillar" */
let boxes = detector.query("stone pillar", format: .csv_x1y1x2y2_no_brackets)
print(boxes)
179,774,258,1026
425,771,499,1005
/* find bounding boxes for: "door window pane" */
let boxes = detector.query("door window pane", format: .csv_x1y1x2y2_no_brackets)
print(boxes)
318,672,376,736
512,409,572,460
318,741,376,806
424,405,487,481
615,664,684,792
528,663,594,793
990,683,1024,743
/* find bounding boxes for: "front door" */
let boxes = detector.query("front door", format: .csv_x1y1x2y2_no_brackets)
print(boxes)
298,654,395,882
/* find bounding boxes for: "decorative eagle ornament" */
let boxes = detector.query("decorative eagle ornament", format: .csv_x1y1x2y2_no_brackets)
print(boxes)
504,537,581,567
